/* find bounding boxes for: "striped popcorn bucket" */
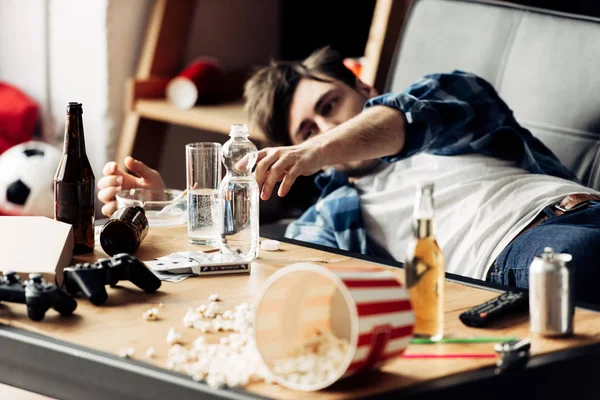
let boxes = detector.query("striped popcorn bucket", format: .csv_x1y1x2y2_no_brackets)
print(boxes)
254,263,414,391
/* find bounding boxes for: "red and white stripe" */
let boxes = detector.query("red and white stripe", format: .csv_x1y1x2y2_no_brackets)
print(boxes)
254,264,414,385
336,269,414,374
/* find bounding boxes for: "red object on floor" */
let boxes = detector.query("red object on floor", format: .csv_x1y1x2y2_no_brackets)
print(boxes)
0,82,38,156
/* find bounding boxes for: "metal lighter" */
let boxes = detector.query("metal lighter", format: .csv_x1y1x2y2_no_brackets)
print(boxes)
529,247,574,336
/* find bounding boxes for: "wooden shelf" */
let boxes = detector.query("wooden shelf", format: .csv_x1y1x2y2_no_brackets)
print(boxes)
134,99,264,141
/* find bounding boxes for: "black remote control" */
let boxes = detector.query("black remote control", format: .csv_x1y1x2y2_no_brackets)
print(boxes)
459,291,528,328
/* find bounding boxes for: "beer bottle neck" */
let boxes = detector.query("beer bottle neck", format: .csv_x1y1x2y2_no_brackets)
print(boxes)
413,183,436,239
63,114,86,156
414,218,435,239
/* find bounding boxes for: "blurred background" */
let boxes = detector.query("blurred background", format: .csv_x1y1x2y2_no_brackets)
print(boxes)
1,0,599,224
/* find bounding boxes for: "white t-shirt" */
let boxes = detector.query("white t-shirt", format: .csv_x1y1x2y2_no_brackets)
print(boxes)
354,153,599,279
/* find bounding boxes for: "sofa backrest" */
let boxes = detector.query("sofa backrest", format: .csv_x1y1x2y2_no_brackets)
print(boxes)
387,0,600,190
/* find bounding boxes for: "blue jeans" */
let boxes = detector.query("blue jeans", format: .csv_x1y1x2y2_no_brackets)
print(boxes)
487,201,600,305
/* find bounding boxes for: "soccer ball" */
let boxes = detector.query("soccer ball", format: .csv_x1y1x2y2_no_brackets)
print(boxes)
0,141,62,217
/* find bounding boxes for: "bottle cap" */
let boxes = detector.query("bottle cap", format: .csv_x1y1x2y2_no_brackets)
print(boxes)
261,239,280,251
230,124,249,137
66,102,83,115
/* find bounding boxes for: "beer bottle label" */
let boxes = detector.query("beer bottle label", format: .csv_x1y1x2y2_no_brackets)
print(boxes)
55,181,95,245
405,256,432,289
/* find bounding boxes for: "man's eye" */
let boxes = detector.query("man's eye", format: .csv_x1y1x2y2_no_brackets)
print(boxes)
321,99,337,116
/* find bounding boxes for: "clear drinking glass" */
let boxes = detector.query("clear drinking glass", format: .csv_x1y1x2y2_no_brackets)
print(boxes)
186,143,222,245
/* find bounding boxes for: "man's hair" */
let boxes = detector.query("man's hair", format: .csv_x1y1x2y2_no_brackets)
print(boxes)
244,46,358,145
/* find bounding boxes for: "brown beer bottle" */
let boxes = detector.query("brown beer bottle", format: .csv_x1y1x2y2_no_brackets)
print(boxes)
405,182,444,340
100,206,149,256
54,102,95,254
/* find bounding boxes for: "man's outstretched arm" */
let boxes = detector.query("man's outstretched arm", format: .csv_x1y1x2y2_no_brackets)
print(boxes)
254,105,406,200
254,71,547,200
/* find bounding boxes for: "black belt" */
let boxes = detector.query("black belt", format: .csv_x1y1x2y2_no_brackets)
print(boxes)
486,193,600,280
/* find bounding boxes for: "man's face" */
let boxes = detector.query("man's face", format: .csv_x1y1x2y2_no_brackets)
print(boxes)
287,76,380,177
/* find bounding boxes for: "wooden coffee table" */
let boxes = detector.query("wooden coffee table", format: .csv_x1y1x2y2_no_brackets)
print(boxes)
1,226,600,399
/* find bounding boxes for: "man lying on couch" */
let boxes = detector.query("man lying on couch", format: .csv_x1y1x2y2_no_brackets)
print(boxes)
98,47,600,304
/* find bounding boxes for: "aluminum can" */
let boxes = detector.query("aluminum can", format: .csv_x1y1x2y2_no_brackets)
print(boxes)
529,247,574,336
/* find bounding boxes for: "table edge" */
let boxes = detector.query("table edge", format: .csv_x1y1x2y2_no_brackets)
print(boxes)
3,231,600,399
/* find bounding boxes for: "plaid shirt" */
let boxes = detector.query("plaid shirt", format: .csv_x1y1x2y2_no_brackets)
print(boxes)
284,71,578,255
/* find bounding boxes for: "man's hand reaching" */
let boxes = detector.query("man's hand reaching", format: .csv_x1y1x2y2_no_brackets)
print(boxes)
254,141,326,200
97,156,165,217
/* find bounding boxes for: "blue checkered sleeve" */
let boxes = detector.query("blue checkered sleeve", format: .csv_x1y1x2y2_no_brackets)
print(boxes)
365,71,577,181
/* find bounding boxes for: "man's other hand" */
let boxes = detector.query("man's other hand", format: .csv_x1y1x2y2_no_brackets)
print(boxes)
97,156,165,217
254,141,325,200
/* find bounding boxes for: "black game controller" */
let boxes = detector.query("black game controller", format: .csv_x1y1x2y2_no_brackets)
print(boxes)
63,253,161,305
0,272,77,321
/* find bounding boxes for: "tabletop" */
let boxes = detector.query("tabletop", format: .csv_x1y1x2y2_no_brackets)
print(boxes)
1,225,600,400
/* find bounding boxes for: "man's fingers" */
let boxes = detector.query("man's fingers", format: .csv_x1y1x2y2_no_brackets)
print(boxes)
101,202,117,218
256,149,268,163
260,159,289,200
278,168,298,198
102,161,124,177
97,175,123,190
235,154,250,173
254,149,281,191
98,186,122,204
124,156,157,179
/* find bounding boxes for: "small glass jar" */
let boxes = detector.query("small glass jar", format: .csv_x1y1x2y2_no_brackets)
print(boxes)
100,206,149,256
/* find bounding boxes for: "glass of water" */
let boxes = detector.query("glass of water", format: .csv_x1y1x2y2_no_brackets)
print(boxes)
186,142,222,245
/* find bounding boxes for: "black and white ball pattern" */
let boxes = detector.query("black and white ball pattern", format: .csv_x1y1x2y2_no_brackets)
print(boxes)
0,141,61,217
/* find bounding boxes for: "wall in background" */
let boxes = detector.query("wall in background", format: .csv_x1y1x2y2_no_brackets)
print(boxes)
157,0,280,190
0,0,50,136
0,0,151,214
47,0,110,175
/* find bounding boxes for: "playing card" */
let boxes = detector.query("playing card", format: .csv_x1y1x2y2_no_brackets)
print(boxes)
149,269,194,283
145,250,250,276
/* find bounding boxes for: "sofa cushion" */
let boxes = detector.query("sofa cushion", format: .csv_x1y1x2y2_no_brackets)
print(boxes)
387,0,600,189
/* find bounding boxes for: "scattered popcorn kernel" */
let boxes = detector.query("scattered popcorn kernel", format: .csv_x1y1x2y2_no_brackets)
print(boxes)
119,347,135,358
143,307,160,321
145,347,156,358
208,293,221,302
166,327,181,345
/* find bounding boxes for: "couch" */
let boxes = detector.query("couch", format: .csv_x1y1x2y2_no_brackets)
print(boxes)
388,0,600,190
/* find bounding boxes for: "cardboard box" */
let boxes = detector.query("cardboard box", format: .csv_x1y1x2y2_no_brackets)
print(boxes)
0,216,73,286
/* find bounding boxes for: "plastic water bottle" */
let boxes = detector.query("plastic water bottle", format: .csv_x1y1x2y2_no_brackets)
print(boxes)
220,124,259,260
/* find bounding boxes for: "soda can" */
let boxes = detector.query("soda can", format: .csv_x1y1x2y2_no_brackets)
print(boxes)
529,247,574,336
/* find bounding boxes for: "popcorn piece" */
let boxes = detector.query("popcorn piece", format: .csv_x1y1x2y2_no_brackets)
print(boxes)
193,320,212,333
204,302,220,318
168,302,271,389
142,307,160,321
184,308,202,327
270,331,349,387
166,327,181,346
145,347,156,358
119,347,135,358
208,293,221,302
